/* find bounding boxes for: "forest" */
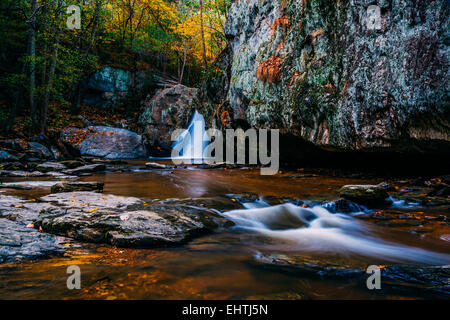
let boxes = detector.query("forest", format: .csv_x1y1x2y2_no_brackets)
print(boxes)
0,0,230,136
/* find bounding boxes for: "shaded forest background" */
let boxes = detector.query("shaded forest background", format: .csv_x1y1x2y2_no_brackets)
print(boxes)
0,0,230,136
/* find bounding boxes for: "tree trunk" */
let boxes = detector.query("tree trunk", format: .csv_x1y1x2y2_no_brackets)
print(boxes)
199,0,208,70
41,31,60,134
29,0,37,131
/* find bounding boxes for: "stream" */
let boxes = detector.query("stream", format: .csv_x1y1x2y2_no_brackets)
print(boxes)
0,164,449,299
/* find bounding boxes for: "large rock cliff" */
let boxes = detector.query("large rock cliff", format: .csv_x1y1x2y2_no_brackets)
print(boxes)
220,0,449,153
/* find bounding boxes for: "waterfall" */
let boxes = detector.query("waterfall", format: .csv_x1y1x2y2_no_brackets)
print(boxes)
171,110,210,163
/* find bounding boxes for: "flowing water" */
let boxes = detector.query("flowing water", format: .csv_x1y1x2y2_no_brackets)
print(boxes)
0,166,449,300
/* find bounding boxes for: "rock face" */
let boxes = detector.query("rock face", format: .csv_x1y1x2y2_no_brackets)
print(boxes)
61,126,147,159
35,192,232,248
138,84,202,153
220,0,450,153
88,67,131,93
83,67,131,109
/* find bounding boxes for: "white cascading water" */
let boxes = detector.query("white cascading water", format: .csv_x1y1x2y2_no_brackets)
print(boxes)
223,202,450,265
171,110,210,162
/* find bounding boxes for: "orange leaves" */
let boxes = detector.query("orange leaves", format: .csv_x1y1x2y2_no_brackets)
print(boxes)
310,28,326,39
221,110,229,128
272,16,291,33
256,56,283,83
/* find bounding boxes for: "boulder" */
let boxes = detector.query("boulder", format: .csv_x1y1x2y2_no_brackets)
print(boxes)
35,192,232,248
61,126,147,159
27,142,53,159
138,84,201,153
62,163,106,175
51,182,104,193
339,185,390,205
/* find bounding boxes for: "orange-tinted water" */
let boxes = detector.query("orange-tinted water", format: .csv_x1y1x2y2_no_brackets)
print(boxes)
0,166,449,299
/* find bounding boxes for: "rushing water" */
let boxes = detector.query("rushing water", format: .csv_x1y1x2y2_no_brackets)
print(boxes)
0,166,449,299
224,203,450,265
171,110,210,161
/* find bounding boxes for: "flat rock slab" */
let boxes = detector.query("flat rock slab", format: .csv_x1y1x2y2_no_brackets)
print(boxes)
51,182,104,193
36,192,233,248
62,164,106,175
36,162,67,172
145,162,173,169
0,195,66,263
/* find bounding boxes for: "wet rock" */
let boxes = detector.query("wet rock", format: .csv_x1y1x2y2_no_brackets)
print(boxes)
51,182,104,193
254,254,363,278
321,199,366,214
27,142,52,159
92,159,128,165
428,184,450,197
62,163,106,175
204,162,247,170
0,170,47,178
0,219,65,263
61,126,147,159
36,162,67,173
60,160,85,169
1,162,25,171
35,192,233,248
382,265,450,297
0,184,32,190
377,182,396,192
254,253,450,298
340,185,390,205
225,193,260,203
0,150,18,162
0,195,66,263
375,219,423,228
145,162,173,169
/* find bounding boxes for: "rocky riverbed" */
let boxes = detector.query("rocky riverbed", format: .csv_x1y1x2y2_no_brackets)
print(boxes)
0,159,449,299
